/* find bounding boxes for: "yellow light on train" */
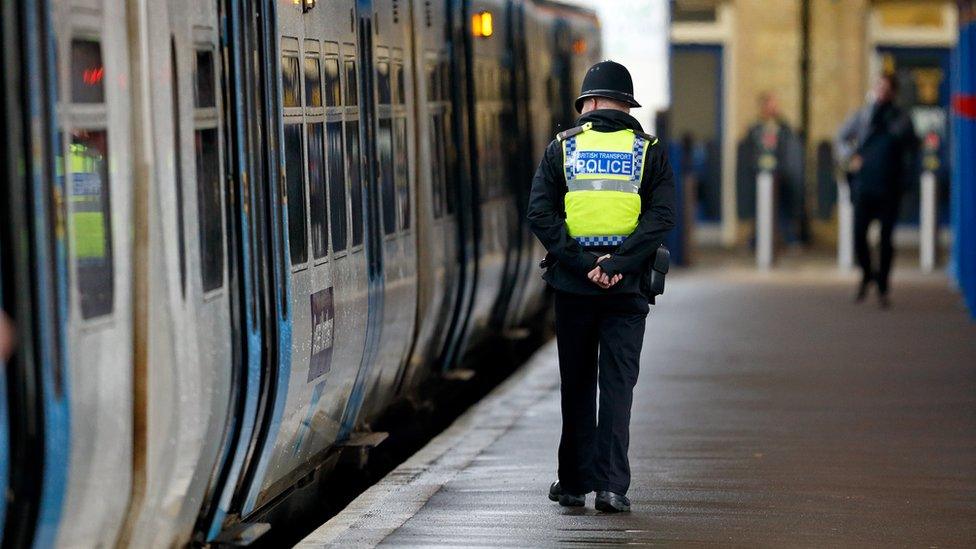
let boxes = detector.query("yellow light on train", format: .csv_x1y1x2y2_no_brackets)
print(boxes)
293,0,316,12
472,11,493,38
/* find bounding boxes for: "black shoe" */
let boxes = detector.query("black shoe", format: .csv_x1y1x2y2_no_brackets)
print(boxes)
855,279,870,303
549,481,585,507
595,491,631,513
878,293,891,309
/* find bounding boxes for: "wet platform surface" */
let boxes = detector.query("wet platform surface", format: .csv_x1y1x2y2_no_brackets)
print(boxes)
300,267,976,547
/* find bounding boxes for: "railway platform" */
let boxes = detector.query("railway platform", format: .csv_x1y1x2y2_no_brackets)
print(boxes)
299,265,976,547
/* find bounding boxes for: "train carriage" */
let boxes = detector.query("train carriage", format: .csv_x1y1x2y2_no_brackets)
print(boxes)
0,0,601,546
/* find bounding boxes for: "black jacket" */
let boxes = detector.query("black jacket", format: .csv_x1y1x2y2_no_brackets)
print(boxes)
527,109,676,296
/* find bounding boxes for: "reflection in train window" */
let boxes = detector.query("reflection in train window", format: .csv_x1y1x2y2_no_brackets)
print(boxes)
308,123,328,259
304,57,322,107
426,62,438,102
344,59,358,106
171,40,187,298
195,128,224,290
70,39,105,104
377,60,391,105
326,122,347,252
284,124,307,264
443,113,457,215
324,57,341,107
379,119,396,235
345,121,363,246
394,118,410,229
195,49,216,108
69,130,114,318
282,55,301,108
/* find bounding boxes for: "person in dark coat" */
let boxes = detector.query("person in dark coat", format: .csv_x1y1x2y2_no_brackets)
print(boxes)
737,92,806,244
527,61,675,513
836,74,918,308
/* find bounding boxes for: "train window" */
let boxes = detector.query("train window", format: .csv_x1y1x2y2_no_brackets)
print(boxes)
69,130,114,318
282,55,301,108
304,57,322,107
195,49,216,108
70,39,105,104
323,57,341,107
377,60,391,105
307,123,328,259
443,113,457,215
429,113,444,218
345,121,363,246
426,62,438,102
195,128,225,290
326,121,347,252
378,119,395,235
394,61,405,105
171,40,187,298
440,61,450,101
344,58,358,106
284,124,308,264
394,118,410,230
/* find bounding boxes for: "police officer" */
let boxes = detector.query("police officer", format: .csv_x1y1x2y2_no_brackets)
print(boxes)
527,61,675,512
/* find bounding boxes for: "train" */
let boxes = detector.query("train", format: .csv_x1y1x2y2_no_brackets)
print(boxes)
0,0,600,546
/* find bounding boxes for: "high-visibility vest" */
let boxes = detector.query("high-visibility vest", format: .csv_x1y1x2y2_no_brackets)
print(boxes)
559,122,656,247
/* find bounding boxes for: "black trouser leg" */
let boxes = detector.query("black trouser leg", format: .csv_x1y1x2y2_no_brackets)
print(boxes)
853,198,876,286
593,295,647,495
554,292,599,495
876,200,899,295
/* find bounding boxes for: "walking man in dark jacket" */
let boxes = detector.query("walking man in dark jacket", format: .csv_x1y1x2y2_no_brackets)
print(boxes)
527,61,675,512
836,74,918,308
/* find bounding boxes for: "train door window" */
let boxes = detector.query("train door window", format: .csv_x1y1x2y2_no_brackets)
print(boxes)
282,54,301,108
323,56,341,107
195,128,224,290
379,119,396,235
429,112,444,218
304,56,322,108
344,58,358,106
377,47,391,105
345,121,363,246
171,40,187,298
194,46,225,292
194,50,216,108
70,39,105,103
308,123,328,259
284,124,308,264
325,121,347,252
393,61,405,105
443,112,456,215
394,117,410,230
69,130,114,319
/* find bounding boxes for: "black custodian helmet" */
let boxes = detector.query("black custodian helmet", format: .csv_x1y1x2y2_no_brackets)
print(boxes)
574,60,641,113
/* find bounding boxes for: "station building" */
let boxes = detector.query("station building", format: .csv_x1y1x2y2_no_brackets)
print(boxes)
668,0,959,253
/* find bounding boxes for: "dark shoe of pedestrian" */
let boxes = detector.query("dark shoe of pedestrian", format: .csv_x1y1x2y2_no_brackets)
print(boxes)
854,279,871,303
595,491,630,513
879,293,891,309
549,481,585,507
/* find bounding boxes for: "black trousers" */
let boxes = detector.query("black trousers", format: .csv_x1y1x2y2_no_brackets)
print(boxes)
853,196,900,295
554,291,648,496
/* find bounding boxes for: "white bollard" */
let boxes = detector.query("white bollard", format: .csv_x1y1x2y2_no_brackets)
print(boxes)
756,170,774,271
837,177,854,272
919,170,937,272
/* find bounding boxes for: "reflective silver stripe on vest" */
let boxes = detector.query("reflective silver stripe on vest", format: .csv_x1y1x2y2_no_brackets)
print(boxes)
566,179,640,193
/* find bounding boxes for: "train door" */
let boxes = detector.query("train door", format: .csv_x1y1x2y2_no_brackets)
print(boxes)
51,0,137,546
235,0,377,514
401,0,464,389
357,0,420,421
0,2,70,546
462,0,521,349
118,2,235,546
